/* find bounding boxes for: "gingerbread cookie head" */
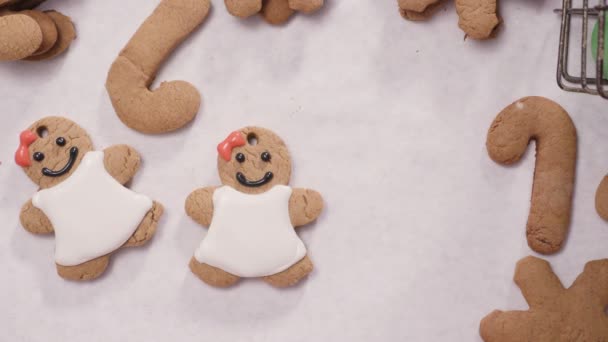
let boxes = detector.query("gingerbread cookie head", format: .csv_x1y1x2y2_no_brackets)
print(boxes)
216,127,292,195
15,116,93,189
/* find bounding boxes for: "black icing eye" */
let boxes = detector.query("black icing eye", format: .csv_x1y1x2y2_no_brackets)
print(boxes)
261,152,271,162
235,153,245,163
33,152,45,162
56,137,66,146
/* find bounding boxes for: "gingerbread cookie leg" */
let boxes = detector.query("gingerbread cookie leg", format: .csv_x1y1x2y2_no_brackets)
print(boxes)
124,201,164,247
486,97,576,254
106,0,211,134
224,0,262,18
455,0,499,39
263,255,313,288
56,255,110,281
189,257,240,287
261,0,294,25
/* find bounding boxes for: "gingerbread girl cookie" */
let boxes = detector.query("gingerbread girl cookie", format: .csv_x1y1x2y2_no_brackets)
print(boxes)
15,117,163,281
185,127,323,288
480,256,608,341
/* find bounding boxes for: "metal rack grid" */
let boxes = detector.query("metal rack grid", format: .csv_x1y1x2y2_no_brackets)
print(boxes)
557,0,607,99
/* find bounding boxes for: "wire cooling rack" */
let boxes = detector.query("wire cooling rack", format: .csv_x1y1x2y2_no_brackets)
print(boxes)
556,0,607,99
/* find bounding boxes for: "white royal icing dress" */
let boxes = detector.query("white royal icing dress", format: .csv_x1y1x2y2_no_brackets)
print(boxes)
32,151,153,267
194,185,307,278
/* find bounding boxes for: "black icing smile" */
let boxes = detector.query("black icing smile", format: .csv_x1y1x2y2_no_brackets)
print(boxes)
236,171,274,187
42,147,79,177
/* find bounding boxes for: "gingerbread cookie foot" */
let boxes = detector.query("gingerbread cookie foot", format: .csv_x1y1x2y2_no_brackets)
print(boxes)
189,257,240,287
288,0,323,13
56,255,110,281
225,0,262,17
263,255,313,288
455,0,499,40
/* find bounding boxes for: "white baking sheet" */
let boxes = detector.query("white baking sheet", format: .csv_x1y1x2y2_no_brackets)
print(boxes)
1,0,608,341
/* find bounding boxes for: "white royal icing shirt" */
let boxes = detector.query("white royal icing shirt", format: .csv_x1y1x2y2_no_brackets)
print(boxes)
194,185,307,277
32,151,153,266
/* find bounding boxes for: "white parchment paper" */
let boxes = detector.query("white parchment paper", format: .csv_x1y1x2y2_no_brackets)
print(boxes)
1,0,607,341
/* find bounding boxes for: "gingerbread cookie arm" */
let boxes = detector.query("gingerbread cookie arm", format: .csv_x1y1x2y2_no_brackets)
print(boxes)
455,0,499,40
103,144,141,185
514,256,565,309
570,259,608,305
20,199,53,234
185,187,216,227
479,310,535,342
224,0,262,18
106,0,211,134
486,96,577,254
289,188,323,227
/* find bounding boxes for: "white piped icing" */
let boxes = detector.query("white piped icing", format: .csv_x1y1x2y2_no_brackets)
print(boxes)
194,185,306,277
32,151,152,266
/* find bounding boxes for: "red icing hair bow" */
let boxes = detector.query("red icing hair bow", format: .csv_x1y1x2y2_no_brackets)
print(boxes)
217,131,245,161
15,130,37,167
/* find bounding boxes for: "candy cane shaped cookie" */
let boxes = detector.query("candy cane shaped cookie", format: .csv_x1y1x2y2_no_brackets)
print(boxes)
106,0,211,134
486,97,577,254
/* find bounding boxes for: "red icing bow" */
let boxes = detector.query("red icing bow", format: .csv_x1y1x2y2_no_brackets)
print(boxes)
217,131,245,161
15,130,37,167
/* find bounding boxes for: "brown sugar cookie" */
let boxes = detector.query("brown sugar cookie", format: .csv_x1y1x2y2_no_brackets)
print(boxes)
0,13,42,61
21,10,57,56
15,117,163,281
25,10,74,61
185,127,324,288
486,97,576,254
398,0,500,40
105,0,211,134
225,0,323,25
480,256,608,342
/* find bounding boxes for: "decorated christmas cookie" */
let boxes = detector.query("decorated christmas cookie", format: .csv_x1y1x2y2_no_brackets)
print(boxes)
15,117,163,281
480,256,608,342
0,0,76,61
225,0,323,25
185,127,323,288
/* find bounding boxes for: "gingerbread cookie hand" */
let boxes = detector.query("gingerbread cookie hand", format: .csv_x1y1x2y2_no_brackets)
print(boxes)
486,97,577,254
185,187,216,227
480,256,608,342
186,127,323,288
289,188,323,227
15,117,163,281
103,144,141,185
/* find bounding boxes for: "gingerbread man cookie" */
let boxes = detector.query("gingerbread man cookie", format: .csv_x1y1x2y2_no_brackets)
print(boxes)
185,127,323,288
225,0,323,25
0,0,75,61
480,256,608,342
398,0,499,40
15,117,163,281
